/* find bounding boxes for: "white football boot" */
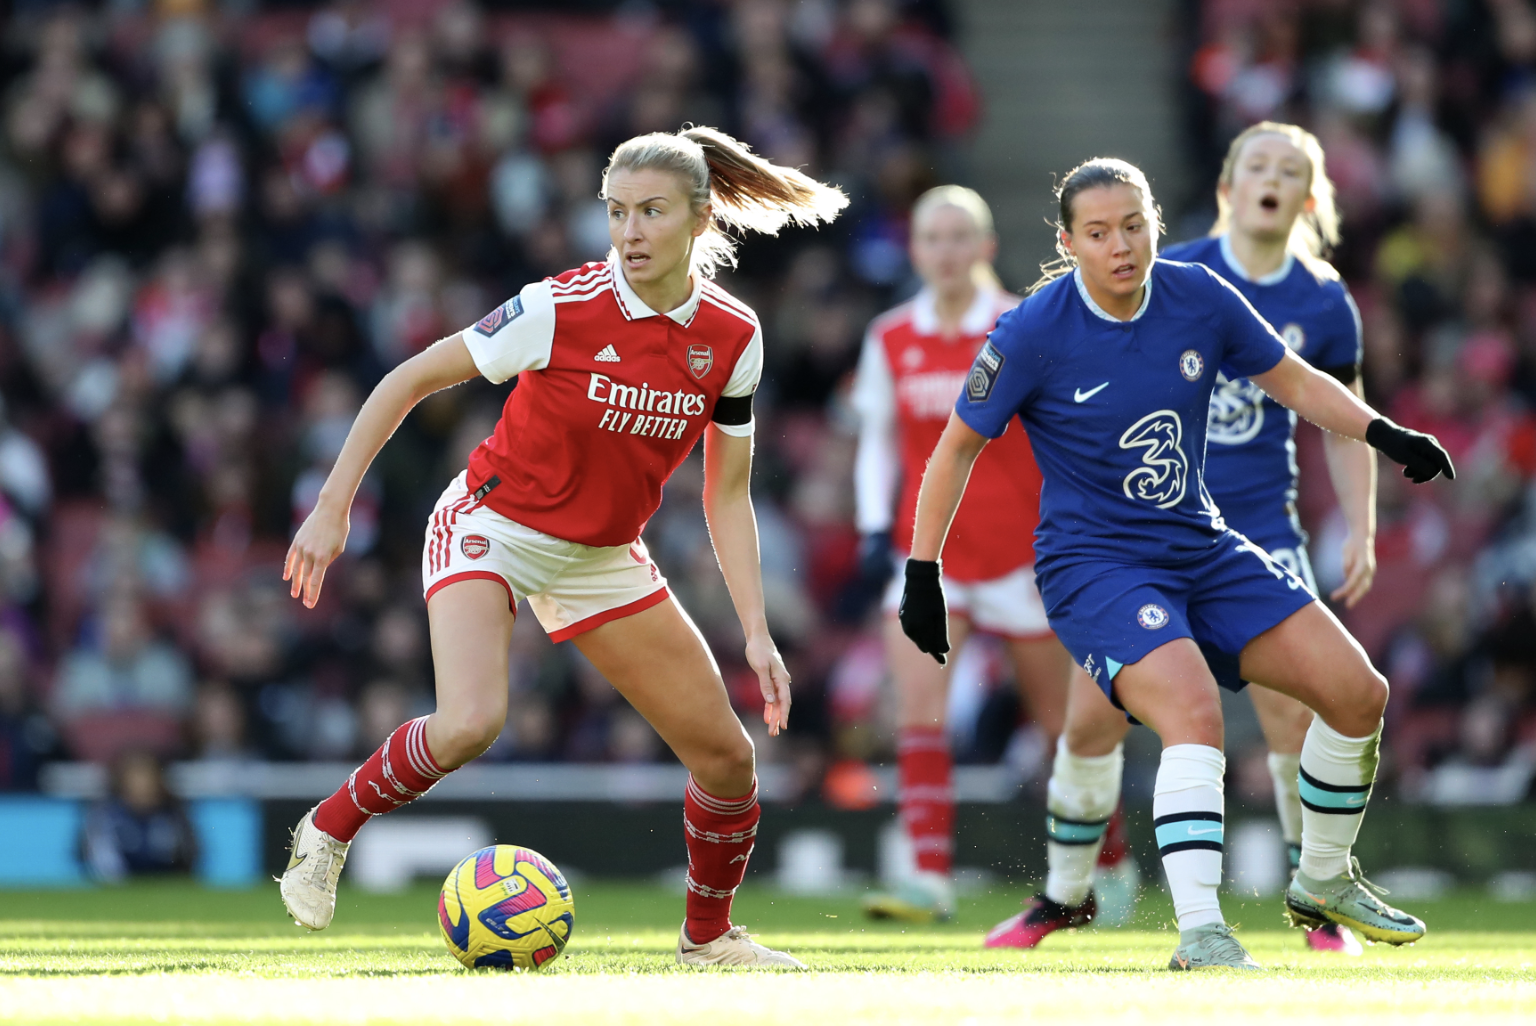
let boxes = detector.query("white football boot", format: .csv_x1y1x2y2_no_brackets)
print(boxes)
676,924,806,968
279,807,350,931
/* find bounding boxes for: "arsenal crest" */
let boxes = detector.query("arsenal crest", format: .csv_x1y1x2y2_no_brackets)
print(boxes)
461,535,490,560
687,344,714,379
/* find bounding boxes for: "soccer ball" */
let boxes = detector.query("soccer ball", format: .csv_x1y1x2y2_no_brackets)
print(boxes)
438,844,575,970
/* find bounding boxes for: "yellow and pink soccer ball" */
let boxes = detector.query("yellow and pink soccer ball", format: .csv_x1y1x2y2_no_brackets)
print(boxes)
438,844,575,970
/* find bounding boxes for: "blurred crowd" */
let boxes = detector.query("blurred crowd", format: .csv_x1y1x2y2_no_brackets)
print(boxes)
0,0,977,795
1187,0,1536,803
2,0,1531,809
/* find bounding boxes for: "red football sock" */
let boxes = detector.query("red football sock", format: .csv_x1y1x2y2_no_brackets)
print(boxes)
313,716,447,842
1096,800,1129,868
683,775,759,945
899,726,954,876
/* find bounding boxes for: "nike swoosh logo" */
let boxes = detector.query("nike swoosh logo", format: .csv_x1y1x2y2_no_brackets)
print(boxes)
1186,826,1222,836
1074,382,1110,402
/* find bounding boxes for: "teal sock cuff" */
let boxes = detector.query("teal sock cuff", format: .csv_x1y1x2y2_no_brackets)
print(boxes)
1046,813,1109,846
1298,767,1371,815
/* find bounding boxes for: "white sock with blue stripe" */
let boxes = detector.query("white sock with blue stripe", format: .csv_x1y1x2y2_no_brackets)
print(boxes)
1298,718,1380,881
1043,737,1123,907
1153,744,1226,932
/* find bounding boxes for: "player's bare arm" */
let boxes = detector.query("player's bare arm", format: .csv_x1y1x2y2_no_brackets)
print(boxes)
908,412,988,564
702,426,791,735
1251,350,1453,484
1321,377,1377,607
284,334,480,608
901,413,989,665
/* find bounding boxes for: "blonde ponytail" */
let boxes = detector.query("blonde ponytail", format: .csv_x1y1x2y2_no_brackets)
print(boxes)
603,126,848,278
1211,121,1341,271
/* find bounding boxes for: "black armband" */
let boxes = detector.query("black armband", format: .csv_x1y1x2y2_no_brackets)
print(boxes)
712,393,754,426
1319,361,1360,386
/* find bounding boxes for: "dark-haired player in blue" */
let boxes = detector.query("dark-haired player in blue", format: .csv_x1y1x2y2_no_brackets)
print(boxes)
899,156,1453,970
992,123,1379,957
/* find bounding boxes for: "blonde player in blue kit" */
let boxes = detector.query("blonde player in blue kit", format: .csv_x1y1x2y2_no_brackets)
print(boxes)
900,156,1453,970
992,123,1382,955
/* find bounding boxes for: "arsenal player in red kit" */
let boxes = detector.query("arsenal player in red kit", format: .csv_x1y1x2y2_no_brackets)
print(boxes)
853,188,1132,924
279,126,846,967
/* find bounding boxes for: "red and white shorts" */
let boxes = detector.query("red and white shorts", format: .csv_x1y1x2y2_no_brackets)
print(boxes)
422,472,670,642
882,556,1052,639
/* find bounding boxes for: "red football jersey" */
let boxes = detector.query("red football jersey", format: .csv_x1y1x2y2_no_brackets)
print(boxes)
460,259,762,547
851,288,1042,581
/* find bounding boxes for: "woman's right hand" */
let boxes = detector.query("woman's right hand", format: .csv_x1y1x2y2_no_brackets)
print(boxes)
284,500,350,608
898,559,950,665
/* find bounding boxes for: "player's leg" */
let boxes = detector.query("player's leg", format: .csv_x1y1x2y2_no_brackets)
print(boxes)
1111,641,1259,970
985,666,1128,948
1249,684,1311,870
862,610,973,922
1049,671,1133,919
1009,637,1142,929
984,564,1070,748
284,578,515,929
1244,542,1315,872
1249,682,1362,954
1238,602,1425,945
571,596,801,967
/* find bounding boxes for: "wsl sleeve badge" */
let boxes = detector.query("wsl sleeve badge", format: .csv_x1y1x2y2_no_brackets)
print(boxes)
439,844,575,970
474,295,525,336
967,341,1005,401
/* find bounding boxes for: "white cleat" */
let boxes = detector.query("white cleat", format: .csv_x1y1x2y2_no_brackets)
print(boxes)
676,924,806,969
279,807,349,931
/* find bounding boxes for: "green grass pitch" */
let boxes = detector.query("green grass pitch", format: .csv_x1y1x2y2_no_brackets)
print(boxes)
1,881,1533,1024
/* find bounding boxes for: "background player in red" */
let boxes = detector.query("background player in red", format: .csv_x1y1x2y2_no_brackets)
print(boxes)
852,187,1082,923
277,126,846,968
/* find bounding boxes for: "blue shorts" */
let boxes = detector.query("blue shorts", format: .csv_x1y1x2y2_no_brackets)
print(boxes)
1037,529,1315,704
1238,520,1318,597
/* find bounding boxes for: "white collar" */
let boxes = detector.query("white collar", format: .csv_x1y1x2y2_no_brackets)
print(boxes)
1073,267,1152,323
609,254,705,325
910,286,1002,336
1218,233,1293,286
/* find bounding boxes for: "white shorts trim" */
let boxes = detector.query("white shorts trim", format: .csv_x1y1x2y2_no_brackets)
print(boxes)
882,556,1052,638
422,472,669,640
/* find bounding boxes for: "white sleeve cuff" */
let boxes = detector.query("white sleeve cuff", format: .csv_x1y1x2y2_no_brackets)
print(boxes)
711,418,754,437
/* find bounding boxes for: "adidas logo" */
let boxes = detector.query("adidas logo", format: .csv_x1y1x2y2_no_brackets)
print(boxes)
594,345,621,363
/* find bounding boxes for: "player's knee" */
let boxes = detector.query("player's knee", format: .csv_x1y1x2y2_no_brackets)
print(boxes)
432,707,505,768
1172,696,1224,749
1348,667,1389,730
1064,703,1125,756
692,731,756,795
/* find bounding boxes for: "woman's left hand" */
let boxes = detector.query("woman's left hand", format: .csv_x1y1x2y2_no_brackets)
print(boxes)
1329,530,1377,608
745,633,791,736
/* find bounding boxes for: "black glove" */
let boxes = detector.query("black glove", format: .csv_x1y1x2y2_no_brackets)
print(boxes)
898,559,950,665
858,530,893,587
1365,417,1456,484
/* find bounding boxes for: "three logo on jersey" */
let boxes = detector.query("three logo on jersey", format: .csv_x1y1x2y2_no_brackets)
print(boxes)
1208,373,1267,445
1119,411,1188,509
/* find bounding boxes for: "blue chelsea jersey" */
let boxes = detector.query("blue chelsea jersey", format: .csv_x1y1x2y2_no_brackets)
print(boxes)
955,260,1287,570
1160,235,1362,533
